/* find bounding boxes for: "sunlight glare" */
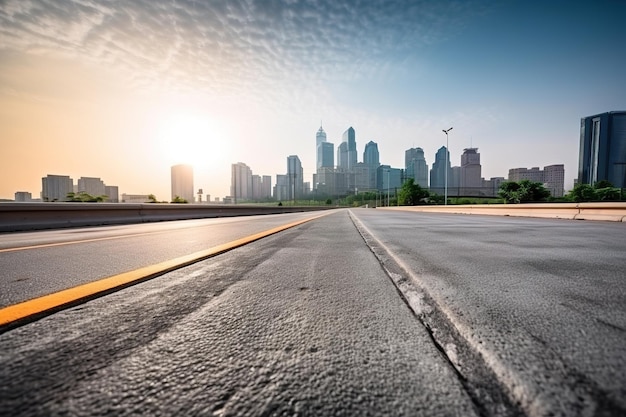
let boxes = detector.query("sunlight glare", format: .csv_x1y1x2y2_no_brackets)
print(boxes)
156,111,225,169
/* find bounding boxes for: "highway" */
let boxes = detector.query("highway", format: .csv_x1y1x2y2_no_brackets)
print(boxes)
0,209,624,416
0,211,328,308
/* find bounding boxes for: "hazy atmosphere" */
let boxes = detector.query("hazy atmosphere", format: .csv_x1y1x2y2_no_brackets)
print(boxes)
1,0,625,200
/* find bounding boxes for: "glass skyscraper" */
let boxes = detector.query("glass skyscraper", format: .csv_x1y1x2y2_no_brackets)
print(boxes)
578,111,626,188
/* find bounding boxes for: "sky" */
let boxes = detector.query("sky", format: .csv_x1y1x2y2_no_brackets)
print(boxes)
1,0,625,201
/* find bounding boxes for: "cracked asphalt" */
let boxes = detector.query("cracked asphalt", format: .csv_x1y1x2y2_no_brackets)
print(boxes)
1,209,624,416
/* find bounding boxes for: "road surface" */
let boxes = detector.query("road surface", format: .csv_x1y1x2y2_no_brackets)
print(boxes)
1,209,624,416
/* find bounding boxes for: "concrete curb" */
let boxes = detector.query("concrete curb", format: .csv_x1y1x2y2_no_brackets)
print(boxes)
377,202,626,222
0,203,335,232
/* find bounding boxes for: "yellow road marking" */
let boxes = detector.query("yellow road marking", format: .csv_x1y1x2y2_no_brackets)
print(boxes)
0,212,332,330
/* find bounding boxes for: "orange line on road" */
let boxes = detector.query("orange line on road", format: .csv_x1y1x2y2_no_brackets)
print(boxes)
0,212,332,331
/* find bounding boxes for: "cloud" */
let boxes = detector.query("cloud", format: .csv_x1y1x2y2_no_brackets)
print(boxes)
0,0,489,101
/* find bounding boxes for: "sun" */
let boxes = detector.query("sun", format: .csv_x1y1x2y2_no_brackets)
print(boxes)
155,111,225,169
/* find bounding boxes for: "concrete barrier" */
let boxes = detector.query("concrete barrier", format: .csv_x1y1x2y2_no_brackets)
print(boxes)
377,202,626,222
0,203,335,232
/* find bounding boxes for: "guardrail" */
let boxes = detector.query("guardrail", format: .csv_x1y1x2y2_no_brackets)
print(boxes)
0,203,335,232
377,202,626,222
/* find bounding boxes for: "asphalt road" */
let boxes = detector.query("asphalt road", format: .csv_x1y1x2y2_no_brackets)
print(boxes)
350,209,626,416
1,209,624,416
0,211,327,307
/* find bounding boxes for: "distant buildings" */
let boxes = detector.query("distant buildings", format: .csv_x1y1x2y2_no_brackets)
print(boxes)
231,162,252,202
14,191,33,202
509,165,565,197
121,194,151,203
287,155,304,200
430,146,451,191
104,185,119,203
337,127,357,171
363,141,380,190
41,174,73,202
405,147,428,188
578,111,626,189
377,165,403,199
316,125,334,170
78,177,106,197
171,164,194,203
231,162,271,203
460,148,482,190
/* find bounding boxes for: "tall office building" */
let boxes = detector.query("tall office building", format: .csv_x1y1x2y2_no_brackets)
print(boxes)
231,162,253,202
316,125,328,170
41,174,73,202
363,141,380,190
274,174,288,201
460,148,482,189
405,147,429,188
508,167,544,182
578,111,626,188
318,142,334,169
429,146,451,189
509,165,565,197
377,165,403,196
337,142,348,171
543,164,565,197
104,185,119,203
337,127,357,170
77,177,106,197
171,164,194,202
287,155,304,200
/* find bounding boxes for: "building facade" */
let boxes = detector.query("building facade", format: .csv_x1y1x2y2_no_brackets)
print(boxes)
508,165,565,197
171,164,194,203
14,191,33,202
578,111,626,188
460,148,482,191
363,141,380,190
77,177,106,197
42,174,73,202
231,162,252,202
287,155,304,200
405,147,428,188
429,146,451,190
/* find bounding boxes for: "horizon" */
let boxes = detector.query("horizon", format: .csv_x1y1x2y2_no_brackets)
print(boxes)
1,0,625,201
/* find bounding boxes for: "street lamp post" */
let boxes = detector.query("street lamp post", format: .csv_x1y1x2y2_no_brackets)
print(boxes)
442,127,453,205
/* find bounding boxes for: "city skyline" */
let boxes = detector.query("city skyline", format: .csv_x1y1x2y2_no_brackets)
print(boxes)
1,1,625,200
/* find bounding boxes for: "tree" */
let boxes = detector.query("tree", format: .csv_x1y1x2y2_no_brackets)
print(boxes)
594,180,613,189
66,192,107,202
147,194,158,203
171,195,188,203
498,180,550,203
398,178,429,206
566,184,596,202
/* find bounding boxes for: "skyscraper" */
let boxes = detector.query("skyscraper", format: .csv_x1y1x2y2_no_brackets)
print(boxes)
337,127,357,170
460,148,482,190
430,146,451,190
318,142,334,169
231,162,252,202
171,164,194,203
363,141,380,190
287,155,303,200
316,125,327,170
405,147,429,188
578,111,626,188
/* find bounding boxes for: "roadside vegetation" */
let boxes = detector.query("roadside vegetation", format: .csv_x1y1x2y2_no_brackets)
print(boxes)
66,192,108,202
